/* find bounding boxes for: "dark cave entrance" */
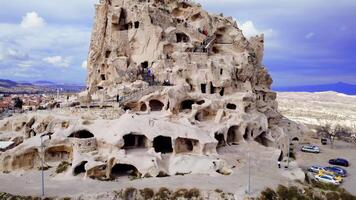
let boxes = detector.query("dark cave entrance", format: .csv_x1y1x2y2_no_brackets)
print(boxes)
73,161,87,176
122,134,148,149
153,136,173,154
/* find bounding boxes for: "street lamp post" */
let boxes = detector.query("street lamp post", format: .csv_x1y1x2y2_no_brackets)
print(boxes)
39,132,52,197
40,136,45,197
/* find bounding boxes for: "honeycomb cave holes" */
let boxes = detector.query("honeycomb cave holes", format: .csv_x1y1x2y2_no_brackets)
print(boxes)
174,137,198,154
140,103,147,112
111,164,140,179
215,133,226,148
227,126,242,145
176,32,190,43
149,99,164,111
180,100,195,111
73,161,87,176
226,103,237,110
195,109,213,122
122,134,148,149
69,130,94,139
201,84,207,94
153,136,173,154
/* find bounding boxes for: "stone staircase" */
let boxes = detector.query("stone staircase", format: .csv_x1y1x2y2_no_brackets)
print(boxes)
194,35,216,53
119,86,163,105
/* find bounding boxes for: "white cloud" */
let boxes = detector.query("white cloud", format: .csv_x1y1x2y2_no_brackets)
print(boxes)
43,56,70,68
237,20,274,39
81,60,87,69
305,32,315,39
20,12,45,29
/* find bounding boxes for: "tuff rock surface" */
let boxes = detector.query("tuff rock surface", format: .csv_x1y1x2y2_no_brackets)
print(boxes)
0,0,306,182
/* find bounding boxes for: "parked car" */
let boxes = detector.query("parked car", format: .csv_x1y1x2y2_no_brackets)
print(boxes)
301,145,320,153
321,138,328,145
314,174,341,185
329,158,349,167
307,166,325,173
317,171,343,182
324,166,348,177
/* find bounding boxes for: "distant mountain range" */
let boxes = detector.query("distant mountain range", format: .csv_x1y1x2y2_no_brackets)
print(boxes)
0,79,85,94
273,82,356,95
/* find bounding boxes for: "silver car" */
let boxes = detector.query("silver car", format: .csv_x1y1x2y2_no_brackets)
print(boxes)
301,145,320,153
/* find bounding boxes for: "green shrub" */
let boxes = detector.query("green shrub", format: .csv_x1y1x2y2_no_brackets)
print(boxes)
56,161,71,174
155,187,171,200
140,188,154,200
260,188,277,200
172,189,188,199
186,188,200,198
123,187,137,200
326,191,340,200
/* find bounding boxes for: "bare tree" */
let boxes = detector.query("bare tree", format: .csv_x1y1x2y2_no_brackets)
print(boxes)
317,123,356,147
316,124,342,148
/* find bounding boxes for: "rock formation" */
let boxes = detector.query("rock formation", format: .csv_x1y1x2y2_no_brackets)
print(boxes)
0,0,306,181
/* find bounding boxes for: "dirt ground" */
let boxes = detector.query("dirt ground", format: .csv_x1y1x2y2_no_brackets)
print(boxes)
296,138,356,195
0,142,299,198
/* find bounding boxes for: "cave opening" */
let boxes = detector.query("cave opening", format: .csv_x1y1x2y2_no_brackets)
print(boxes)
111,164,139,178
201,84,207,94
149,100,164,111
122,134,148,149
153,136,173,153
215,133,226,147
69,130,94,139
226,103,237,110
176,32,190,43
227,126,240,145
73,161,87,176
180,100,195,111
175,137,197,154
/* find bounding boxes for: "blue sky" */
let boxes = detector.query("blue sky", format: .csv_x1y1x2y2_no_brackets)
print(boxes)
0,0,355,86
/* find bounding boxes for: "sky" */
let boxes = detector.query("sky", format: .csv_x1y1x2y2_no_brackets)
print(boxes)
0,0,355,86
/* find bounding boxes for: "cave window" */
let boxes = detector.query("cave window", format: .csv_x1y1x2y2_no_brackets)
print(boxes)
122,134,148,149
220,69,223,75
111,164,139,179
153,136,173,153
134,21,140,28
201,84,206,94
244,127,250,140
176,32,190,43
210,82,215,94
45,146,71,162
101,74,106,81
227,126,241,145
98,86,104,90
180,100,195,111
69,130,94,138
118,8,128,30
149,99,164,111
140,103,147,112
196,100,205,105
105,50,111,58
73,161,87,176
175,137,197,154
215,133,226,148
141,61,148,68
226,103,237,110
219,87,225,96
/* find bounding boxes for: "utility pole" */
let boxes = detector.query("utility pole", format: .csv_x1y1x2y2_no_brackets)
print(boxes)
40,135,45,197
247,141,251,197
40,132,52,197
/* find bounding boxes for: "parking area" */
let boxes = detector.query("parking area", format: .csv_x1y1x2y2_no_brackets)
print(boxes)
296,138,356,195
